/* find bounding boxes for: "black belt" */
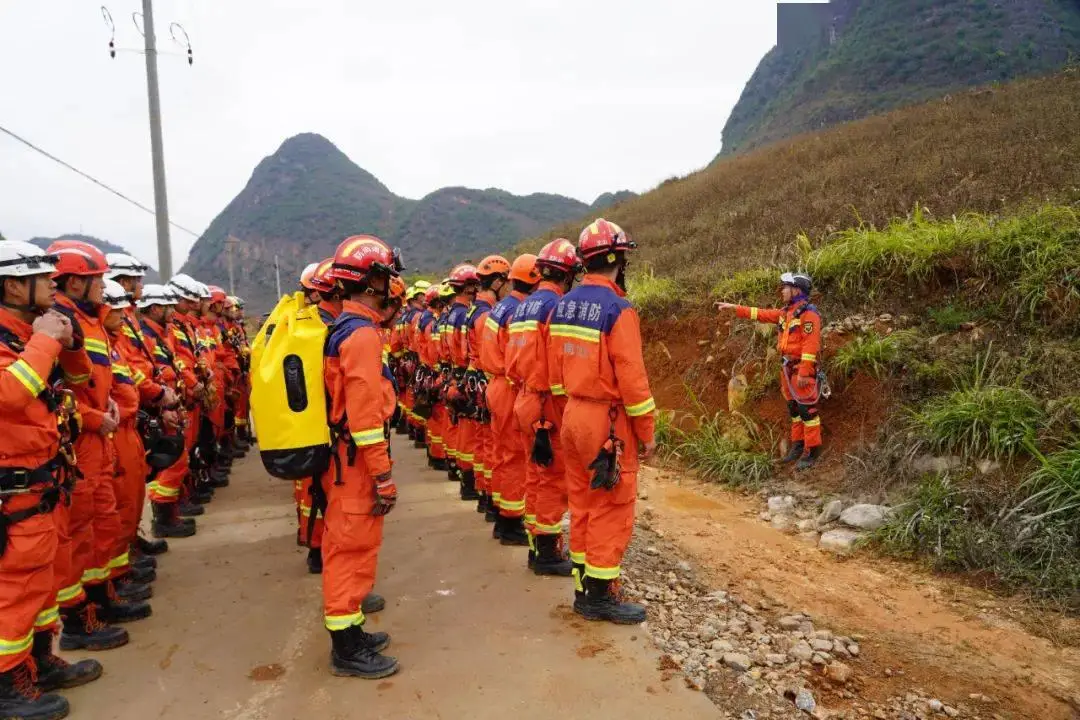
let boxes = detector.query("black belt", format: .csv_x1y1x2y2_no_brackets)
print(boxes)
0,458,60,493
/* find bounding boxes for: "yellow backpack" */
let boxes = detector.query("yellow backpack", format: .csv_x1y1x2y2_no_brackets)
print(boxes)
250,292,330,479
249,293,296,374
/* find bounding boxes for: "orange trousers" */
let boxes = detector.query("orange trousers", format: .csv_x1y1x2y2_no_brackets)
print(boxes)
297,475,324,549
321,446,383,631
561,400,638,582
149,408,197,504
90,446,122,586
780,366,822,449
61,433,114,598
475,422,493,494
515,390,568,537
486,377,525,518
455,417,478,472
112,422,147,570
0,490,58,672
427,403,448,460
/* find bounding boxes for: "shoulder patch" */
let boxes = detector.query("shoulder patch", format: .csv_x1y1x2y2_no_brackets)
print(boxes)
803,321,814,334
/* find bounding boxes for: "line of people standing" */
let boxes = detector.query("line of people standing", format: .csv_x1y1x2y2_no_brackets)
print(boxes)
0,239,251,720
289,219,657,681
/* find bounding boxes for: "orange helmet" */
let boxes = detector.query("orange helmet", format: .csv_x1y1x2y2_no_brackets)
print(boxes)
476,255,510,278
447,264,479,288
330,235,401,284
47,239,109,277
299,262,320,290
536,238,581,275
389,275,407,301
310,258,336,294
207,285,228,303
509,254,541,284
578,218,635,261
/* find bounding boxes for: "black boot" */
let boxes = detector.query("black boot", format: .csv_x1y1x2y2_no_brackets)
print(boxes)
577,576,646,625
533,534,573,576
476,493,488,515
152,503,196,538
780,440,805,464
491,515,504,540
459,471,479,501
527,548,535,570
795,446,821,471
135,533,169,556
431,458,448,471
113,577,153,602
447,462,459,484
59,602,129,651
0,661,70,720
328,626,398,679
413,429,426,449
208,467,229,488
361,593,386,615
484,498,499,524
407,426,417,441
130,554,157,571
124,564,156,584
32,631,102,692
178,501,204,517
306,547,323,575
86,583,152,624
498,516,529,547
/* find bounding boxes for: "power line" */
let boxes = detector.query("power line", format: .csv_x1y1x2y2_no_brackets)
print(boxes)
0,123,200,238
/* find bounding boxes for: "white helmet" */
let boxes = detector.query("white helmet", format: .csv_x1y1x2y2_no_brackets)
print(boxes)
197,282,212,300
0,241,58,278
102,279,131,309
104,253,149,280
167,273,202,301
137,283,178,309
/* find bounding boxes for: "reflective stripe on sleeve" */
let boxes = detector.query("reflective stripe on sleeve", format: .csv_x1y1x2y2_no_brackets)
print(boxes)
625,397,656,417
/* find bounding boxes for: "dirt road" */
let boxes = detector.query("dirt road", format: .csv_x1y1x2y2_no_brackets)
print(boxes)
61,443,718,720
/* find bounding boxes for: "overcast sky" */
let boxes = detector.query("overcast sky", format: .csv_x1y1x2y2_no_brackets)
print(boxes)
1,0,781,271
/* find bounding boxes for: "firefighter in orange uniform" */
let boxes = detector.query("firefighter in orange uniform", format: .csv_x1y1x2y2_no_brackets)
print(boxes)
443,265,480,498
49,240,147,647
301,259,341,574
224,296,252,448
321,235,401,679
717,272,823,469
141,283,197,538
105,255,176,560
549,219,655,625
0,242,102,719
421,285,454,469
101,281,163,607
468,256,510,518
395,283,429,441
506,240,577,576
481,255,540,542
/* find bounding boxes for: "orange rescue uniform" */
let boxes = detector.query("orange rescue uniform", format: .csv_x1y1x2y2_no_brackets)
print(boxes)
481,290,527,518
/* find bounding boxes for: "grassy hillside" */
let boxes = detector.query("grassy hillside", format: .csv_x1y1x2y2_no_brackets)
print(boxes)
720,0,1080,156
523,71,1080,311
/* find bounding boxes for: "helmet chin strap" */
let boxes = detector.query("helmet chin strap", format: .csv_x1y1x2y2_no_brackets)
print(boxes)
1,276,47,316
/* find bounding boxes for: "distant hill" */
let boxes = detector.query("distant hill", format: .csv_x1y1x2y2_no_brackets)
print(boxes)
591,191,638,210
719,0,1080,157
29,234,161,283
181,133,626,311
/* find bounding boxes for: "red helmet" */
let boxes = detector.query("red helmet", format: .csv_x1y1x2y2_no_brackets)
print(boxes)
476,255,510,278
207,285,228,303
330,235,400,284
310,258,337,293
536,238,581,274
447,264,479,288
423,285,440,305
578,218,635,261
509,254,541,284
47,239,109,277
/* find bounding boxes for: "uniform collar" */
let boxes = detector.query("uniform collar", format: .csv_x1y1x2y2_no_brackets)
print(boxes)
0,307,33,340
319,300,342,319
582,274,625,297
56,293,104,321
142,316,165,334
342,300,382,322
476,290,497,305
510,290,527,301
538,281,565,297
786,293,809,308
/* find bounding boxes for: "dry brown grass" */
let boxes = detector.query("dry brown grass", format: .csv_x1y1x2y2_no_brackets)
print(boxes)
519,71,1080,300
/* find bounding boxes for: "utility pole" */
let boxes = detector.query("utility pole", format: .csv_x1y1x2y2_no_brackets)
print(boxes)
225,235,239,295
274,255,282,298
142,0,173,279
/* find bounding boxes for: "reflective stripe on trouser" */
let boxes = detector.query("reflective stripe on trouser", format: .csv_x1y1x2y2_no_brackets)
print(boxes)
780,369,823,449
52,498,86,609
561,398,638,581
486,377,524,518
322,444,383,631
112,424,147,563
454,418,477,472
298,476,324,549
0,491,57,672
427,404,448,460
514,390,568,536
149,409,196,504
62,433,107,601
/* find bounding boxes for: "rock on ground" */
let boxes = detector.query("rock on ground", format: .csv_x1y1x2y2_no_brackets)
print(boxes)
818,528,863,553
839,504,891,531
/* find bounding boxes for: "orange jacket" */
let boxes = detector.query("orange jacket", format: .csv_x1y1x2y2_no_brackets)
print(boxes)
735,298,822,377
480,290,526,378
139,316,180,391
469,291,496,372
417,309,439,368
324,301,393,477
114,312,166,406
548,275,656,444
406,306,424,355
108,340,141,425
0,308,66,469
505,282,563,395
444,299,471,369
55,295,113,434
169,312,201,404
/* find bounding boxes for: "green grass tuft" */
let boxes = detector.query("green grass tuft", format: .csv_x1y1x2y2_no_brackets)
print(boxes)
912,385,1044,460
712,267,777,303
628,266,683,317
831,330,917,379
674,413,773,487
